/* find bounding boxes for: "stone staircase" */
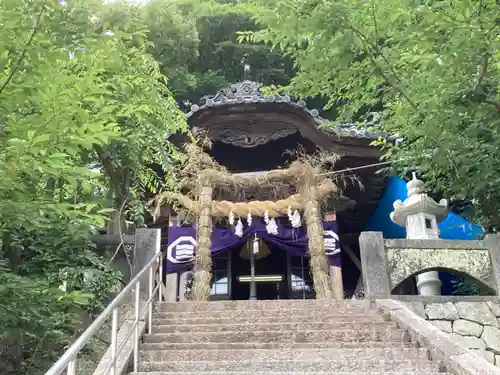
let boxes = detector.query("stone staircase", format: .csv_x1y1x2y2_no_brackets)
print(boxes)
129,299,448,375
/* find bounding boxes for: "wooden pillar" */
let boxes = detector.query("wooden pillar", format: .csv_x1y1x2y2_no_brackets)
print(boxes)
165,273,179,302
178,271,192,301
325,212,344,299
299,166,333,300
191,177,213,300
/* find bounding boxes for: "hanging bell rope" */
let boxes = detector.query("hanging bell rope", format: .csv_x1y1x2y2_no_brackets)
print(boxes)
253,233,259,255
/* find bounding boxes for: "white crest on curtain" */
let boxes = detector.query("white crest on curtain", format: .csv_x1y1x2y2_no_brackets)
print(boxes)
266,218,278,235
235,218,244,237
247,212,252,226
228,210,235,226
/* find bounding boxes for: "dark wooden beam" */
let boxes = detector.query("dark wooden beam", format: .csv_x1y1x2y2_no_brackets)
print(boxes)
192,107,381,159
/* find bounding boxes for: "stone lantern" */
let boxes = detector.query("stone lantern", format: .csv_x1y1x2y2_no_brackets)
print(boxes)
390,172,448,295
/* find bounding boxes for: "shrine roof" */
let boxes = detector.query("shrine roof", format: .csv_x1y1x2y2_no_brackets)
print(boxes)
186,80,384,140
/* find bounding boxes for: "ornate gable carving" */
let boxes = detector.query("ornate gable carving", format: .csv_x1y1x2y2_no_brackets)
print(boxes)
196,119,297,148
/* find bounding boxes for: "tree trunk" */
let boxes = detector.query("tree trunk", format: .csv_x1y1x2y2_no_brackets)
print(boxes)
191,180,213,300
299,167,333,300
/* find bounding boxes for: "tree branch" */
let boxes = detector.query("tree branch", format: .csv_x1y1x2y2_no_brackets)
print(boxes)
369,0,402,87
346,23,419,111
94,146,124,205
370,0,379,44
107,197,129,266
474,54,489,94
0,1,47,96
24,332,49,375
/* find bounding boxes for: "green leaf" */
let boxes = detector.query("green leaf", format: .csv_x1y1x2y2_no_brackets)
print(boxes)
32,134,51,145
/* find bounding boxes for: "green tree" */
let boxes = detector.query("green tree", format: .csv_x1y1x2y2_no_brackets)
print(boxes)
172,0,295,104
101,0,295,107
97,0,200,104
0,0,186,373
242,0,499,229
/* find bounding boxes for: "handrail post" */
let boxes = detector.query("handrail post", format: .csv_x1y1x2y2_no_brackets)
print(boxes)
133,281,141,372
158,253,163,302
148,266,154,334
110,307,118,375
44,229,162,375
66,359,76,375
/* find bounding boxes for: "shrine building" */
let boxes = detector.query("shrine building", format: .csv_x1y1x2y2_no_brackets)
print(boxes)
159,80,390,301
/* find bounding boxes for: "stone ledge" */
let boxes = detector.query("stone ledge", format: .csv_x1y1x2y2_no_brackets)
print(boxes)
376,299,500,375
91,319,147,375
385,238,488,250
91,300,150,375
390,296,499,303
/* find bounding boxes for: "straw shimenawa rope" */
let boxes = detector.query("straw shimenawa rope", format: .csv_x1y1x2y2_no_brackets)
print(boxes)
179,138,220,301
191,177,213,301
167,180,336,218
299,167,334,300
198,162,303,187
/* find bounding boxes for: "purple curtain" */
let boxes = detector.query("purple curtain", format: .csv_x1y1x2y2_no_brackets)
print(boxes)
165,219,341,274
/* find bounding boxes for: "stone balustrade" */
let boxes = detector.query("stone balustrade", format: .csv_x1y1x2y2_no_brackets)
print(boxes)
360,232,500,298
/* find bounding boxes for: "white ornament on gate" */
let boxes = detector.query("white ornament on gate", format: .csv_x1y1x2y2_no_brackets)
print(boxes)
290,210,302,228
264,210,270,224
266,217,278,235
235,218,244,237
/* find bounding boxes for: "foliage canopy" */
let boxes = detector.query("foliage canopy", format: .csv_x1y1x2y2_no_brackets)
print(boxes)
0,0,289,372
0,0,186,373
241,0,499,229
3,0,499,372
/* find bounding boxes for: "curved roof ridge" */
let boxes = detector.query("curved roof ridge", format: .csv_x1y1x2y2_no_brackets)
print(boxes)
186,80,385,140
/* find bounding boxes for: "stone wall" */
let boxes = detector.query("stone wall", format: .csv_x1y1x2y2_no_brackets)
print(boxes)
400,298,500,366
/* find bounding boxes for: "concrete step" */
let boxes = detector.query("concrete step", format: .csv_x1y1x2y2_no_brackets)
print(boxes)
137,359,439,372
153,309,380,320
139,348,430,362
152,314,388,326
142,328,409,344
155,300,373,313
152,321,395,334
139,341,417,351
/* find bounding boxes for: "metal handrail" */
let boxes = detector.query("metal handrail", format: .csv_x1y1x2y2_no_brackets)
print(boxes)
44,250,164,375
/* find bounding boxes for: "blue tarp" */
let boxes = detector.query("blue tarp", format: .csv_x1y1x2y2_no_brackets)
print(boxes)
364,176,484,294
364,176,483,240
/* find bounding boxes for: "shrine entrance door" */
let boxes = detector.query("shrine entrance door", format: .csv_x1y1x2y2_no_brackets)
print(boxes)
231,243,288,300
